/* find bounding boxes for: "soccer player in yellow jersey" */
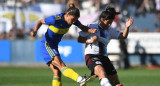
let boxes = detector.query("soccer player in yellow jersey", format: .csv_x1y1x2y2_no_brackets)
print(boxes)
30,3,96,86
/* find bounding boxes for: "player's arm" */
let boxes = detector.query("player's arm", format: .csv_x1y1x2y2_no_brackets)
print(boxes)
98,36,108,45
78,24,96,34
118,17,133,39
74,20,96,33
30,19,45,37
78,35,98,44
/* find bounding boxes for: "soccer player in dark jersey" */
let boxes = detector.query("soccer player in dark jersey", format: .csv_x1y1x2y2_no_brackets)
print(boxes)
78,6,133,86
30,3,96,86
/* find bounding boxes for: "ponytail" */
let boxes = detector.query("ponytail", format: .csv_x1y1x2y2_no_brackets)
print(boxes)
99,6,120,20
68,3,75,8
105,6,120,15
66,3,80,17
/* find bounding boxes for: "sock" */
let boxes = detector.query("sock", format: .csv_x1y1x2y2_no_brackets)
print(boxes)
77,76,83,83
100,78,112,86
52,76,62,86
61,67,80,82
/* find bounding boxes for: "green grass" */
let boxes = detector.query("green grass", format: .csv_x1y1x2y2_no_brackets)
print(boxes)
0,66,160,86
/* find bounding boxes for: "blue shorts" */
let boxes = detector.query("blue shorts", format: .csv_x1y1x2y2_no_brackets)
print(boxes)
40,41,60,65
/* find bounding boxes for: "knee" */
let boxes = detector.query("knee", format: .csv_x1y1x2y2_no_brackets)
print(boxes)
53,70,61,76
51,57,66,69
94,65,106,77
53,69,59,73
51,60,66,69
50,64,61,76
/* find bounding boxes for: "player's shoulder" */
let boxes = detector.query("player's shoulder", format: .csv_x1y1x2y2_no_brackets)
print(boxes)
107,27,116,32
54,13,64,20
88,23,98,27
88,23,99,29
107,27,121,35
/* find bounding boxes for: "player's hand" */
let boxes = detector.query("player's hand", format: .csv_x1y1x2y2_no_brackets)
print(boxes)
88,28,96,33
30,30,37,37
126,17,133,28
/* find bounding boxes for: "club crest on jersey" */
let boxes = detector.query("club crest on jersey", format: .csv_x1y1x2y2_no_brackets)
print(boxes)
95,61,102,65
55,16,61,20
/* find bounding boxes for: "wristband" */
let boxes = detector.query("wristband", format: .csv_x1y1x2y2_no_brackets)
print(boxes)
87,39,92,43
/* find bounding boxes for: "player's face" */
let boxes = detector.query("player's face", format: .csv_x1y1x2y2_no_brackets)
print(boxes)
67,15,79,24
103,19,113,27
101,19,113,29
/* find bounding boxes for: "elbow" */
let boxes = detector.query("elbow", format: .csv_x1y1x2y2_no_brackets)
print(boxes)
93,36,98,42
78,36,87,43
79,25,88,32
77,37,83,43
122,34,128,39
123,36,127,39
39,19,45,24
78,39,81,43
119,36,127,39
77,38,81,43
39,19,42,23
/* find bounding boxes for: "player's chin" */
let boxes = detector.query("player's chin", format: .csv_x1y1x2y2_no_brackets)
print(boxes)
68,22,72,25
70,22,75,25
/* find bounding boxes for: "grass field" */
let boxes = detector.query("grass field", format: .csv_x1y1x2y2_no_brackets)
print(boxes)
0,66,160,86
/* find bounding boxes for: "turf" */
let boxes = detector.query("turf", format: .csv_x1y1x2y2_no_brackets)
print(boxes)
0,66,160,86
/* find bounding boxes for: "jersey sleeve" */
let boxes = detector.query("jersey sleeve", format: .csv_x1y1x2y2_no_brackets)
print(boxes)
79,31,90,37
44,16,56,25
109,28,122,39
73,20,81,26
98,36,108,46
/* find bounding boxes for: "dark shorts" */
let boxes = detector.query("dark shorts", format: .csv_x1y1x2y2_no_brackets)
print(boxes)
85,54,117,75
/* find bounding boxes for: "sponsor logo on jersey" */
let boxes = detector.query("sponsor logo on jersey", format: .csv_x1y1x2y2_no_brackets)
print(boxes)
95,61,102,65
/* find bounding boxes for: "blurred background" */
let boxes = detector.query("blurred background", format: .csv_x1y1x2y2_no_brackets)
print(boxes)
0,0,160,86
0,0,160,68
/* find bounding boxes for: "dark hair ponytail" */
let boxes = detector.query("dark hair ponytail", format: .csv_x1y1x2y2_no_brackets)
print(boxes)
105,6,120,15
66,3,80,17
99,6,120,20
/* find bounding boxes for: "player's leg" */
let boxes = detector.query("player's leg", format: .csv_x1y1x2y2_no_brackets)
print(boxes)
43,41,80,82
101,56,122,86
50,64,62,86
51,55,80,82
40,42,62,86
42,42,95,86
107,74,123,86
107,74,120,86
94,65,112,86
94,65,106,79
85,54,111,86
51,55,96,86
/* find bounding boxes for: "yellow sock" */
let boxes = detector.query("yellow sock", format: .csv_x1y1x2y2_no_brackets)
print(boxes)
52,76,62,86
61,67,79,82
